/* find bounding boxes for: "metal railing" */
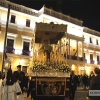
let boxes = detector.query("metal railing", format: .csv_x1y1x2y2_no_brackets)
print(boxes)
5,47,31,56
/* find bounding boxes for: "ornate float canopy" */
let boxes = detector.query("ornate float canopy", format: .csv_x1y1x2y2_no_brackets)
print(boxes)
35,22,67,44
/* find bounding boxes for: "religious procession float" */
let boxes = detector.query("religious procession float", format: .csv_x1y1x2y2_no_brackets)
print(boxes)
29,22,71,100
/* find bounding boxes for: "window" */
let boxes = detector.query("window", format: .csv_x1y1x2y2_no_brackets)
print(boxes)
90,54,93,60
90,37,92,43
23,41,30,51
26,19,30,27
10,15,16,23
22,41,30,56
84,53,85,58
97,55,99,61
7,39,14,48
96,39,99,45
6,38,15,53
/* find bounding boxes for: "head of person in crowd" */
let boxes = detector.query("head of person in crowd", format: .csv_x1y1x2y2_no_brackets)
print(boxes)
17,65,21,72
94,67,100,75
70,70,75,75
90,71,94,75
22,66,27,74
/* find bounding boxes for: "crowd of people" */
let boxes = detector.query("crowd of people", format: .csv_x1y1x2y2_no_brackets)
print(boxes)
0,65,100,100
74,71,95,90
70,68,100,100
0,65,29,100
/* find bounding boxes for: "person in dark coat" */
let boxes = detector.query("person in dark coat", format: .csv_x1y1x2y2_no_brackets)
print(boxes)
70,71,78,100
13,65,25,93
22,66,29,92
27,77,36,100
0,71,2,79
82,74,88,89
88,71,95,86
86,67,100,100
77,75,80,86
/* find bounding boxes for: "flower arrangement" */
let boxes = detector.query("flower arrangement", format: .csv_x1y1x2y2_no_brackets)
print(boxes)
30,61,47,72
55,63,71,72
30,61,71,73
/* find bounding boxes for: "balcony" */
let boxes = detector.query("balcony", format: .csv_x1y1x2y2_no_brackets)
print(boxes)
71,56,77,60
79,57,84,61
90,60,94,64
84,42,100,51
5,47,31,56
97,61,100,64
22,50,31,56
5,47,15,54
66,55,84,61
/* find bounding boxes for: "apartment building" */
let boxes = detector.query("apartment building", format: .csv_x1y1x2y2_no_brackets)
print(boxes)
0,0,100,75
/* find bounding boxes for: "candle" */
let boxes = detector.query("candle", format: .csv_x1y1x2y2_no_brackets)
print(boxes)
43,53,44,62
37,52,38,61
53,45,54,52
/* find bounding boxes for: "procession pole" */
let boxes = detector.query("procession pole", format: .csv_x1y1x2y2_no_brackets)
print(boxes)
2,5,11,73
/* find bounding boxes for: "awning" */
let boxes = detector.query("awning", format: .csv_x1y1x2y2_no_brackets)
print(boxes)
35,22,67,44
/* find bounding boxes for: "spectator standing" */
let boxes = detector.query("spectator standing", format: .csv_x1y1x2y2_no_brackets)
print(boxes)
80,74,84,89
22,66,29,93
82,74,88,89
13,65,26,93
27,77,36,100
86,67,100,100
77,75,80,86
70,71,78,100
88,71,95,86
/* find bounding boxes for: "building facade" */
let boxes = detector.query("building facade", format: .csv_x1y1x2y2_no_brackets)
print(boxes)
0,0,100,75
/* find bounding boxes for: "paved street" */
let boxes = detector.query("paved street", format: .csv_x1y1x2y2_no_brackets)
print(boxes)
75,87,88,100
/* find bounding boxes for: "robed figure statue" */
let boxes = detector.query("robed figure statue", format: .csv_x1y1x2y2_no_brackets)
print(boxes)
39,39,52,63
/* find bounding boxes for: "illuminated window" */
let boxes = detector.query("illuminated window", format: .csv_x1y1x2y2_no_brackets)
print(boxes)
96,39,99,45
7,39,14,48
90,37,92,43
10,15,16,23
22,41,30,56
23,41,30,51
90,54,93,60
97,55,99,61
84,53,85,59
26,19,30,27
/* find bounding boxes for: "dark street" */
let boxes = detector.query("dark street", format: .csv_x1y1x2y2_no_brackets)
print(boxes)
75,87,88,100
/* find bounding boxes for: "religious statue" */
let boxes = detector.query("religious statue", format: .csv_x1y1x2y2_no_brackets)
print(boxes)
39,39,52,63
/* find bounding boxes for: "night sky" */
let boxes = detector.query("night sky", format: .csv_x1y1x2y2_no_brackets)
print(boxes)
7,0,100,32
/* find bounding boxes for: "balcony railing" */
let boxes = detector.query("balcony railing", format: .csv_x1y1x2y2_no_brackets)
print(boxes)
71,56,77,60
84,42,100,51
22,50,31,56
5,47,15,54
5,47,31,56
66,55,84,61
97,61,100,64
79,57,84,61
90,60,94,64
